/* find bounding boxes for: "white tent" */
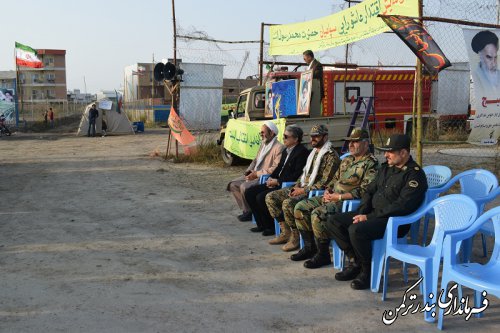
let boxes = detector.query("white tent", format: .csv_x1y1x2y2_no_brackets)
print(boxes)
76,100,134,136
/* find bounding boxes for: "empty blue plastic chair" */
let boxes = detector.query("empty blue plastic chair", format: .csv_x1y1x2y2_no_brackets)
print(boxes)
252,174,271,225
382,194,478,322
424,169,498,262
410,165,452,244
437,206,500,330
475,187,500,257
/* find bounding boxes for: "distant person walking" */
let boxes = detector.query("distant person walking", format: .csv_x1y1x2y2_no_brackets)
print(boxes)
88,104,99,137
43,110,48,127
48,108,54,128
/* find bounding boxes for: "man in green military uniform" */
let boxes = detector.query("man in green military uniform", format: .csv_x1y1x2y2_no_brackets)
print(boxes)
265,125,340,251
290,128,379,262
309,134,428,290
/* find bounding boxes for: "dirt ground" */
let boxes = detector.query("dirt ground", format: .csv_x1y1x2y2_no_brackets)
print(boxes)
0,129,499,333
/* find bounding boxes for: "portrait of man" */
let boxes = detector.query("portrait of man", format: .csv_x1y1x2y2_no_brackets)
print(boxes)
265,81,274,118
471,30,500,96
297,70,313,115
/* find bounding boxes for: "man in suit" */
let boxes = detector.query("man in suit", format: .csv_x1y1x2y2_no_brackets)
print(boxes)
245,125,309,236
227,121,284,221
303,50,324,101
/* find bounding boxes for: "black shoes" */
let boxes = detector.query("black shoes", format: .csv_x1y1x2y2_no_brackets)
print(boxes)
334,264,362,281
303,238,331,268
351,271,370,290
291,248,315,261
237,212,252,222
250,226,264,232
261,229,275,236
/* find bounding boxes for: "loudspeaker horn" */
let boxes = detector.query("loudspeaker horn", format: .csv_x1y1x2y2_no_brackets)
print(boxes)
153,63,166,82
163,62,177,80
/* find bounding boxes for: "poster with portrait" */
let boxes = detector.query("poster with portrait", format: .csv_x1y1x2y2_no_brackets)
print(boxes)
264,81,274,118
271,79,297,118
0,88,16,123
297,70,313,116
463,28,500,144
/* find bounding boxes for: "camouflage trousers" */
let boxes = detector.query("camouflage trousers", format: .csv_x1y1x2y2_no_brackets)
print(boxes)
265,187,306,229
295,196,342,232
311,203,345,240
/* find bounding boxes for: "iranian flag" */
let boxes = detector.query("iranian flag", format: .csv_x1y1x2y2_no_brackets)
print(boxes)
15,42,43,68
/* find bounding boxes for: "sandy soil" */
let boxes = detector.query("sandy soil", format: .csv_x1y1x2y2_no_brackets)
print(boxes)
0,129,499,333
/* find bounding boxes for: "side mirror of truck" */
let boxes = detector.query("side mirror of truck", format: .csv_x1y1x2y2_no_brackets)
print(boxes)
256,100,265,109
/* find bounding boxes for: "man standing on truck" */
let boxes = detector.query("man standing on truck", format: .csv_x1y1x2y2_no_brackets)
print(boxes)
227,121,283,222
290,128,379,262
308,134,427,290
265,125,340,251
303,50,324,101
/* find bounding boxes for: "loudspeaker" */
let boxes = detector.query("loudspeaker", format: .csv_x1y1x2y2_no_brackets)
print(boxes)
154,63,166,82
153,62,184,82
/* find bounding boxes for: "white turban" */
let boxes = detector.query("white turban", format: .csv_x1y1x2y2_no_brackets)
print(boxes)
264,121,279,135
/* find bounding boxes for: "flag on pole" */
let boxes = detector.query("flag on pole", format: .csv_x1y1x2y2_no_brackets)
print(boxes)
168,107,195,145
380,15,451,75
15,42,43,68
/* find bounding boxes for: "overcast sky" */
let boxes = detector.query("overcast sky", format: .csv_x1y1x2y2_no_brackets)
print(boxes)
0,0,337,93
2,0,495,93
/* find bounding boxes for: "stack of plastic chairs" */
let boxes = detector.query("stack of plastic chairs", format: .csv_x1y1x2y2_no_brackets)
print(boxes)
382,194,478,322
438,206,500,330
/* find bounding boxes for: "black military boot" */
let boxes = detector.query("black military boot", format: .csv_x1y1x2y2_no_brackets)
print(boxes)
350,262,371,290
290,231,316,261
334,257,361,281
303,239,332,269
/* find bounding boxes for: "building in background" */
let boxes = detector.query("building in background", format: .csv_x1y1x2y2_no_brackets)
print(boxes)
18,49,67,102
67,89,95,104
0,71,17,91
124,63,167,102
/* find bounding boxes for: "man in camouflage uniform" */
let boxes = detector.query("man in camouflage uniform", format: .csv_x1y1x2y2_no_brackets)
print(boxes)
265,125,340,251
310,134,428,290
291,128,378,263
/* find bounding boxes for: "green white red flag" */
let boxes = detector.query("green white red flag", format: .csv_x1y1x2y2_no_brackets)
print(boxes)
15,42,43,68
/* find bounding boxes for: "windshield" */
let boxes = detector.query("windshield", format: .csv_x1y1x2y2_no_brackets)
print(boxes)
235,94,247,118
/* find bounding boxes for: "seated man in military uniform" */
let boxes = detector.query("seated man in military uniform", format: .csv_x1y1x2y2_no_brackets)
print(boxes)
265,125,340,251
291,128,379,264
310,134,428,290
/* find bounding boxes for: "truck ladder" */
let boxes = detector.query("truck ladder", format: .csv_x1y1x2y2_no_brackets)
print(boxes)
341,96,376,153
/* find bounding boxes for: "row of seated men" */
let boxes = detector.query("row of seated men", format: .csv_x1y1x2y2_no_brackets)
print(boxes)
227,122,428,290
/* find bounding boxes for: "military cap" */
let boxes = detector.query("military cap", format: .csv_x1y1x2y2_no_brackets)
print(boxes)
376,134,411,151
471,30,499,53
310,124,328,136
344,128,369,141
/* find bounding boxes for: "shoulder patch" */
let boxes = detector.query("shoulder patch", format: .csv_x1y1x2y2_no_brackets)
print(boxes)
409,180,419,188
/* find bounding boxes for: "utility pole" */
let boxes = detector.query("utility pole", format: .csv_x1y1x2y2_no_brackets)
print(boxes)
416,0,424,166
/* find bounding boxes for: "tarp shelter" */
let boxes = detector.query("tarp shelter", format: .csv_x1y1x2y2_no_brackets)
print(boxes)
76,100,134,136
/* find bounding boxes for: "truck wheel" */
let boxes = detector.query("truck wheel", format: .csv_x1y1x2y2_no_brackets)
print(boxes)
220,139,238,166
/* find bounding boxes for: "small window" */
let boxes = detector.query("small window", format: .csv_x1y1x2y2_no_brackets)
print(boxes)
254,92,265,109
385,118,396,129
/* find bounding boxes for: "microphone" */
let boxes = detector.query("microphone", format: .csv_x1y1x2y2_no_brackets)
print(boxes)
292,64,303,72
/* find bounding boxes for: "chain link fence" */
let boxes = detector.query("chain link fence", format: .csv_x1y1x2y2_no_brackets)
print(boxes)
171,0,499,174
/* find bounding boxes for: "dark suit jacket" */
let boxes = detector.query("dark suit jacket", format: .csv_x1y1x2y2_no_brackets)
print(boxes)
309,59,324,100
270,144,309,186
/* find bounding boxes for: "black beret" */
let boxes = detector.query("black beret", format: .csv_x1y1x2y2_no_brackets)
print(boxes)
471,30,499,53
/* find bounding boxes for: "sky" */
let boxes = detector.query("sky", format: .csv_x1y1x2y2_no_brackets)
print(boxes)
0,0,338,93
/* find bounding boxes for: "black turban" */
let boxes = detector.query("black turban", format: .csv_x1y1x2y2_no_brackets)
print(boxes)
471,30,499,53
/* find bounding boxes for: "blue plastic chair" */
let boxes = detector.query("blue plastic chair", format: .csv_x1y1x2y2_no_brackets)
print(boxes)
410,165,452,244
382,194,478,322
252,174,271,225
423,169,498,261
475,187,500,257
437,206,500,330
